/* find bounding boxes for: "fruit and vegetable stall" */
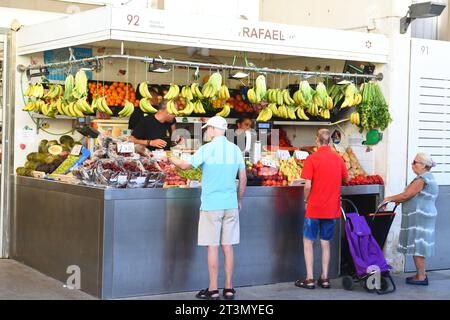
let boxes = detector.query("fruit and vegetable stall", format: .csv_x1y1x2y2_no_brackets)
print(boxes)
11,7,391,299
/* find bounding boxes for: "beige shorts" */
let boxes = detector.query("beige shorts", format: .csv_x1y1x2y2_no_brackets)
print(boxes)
198,209,240,246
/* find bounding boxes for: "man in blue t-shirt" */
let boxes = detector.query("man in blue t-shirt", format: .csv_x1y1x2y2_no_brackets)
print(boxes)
170,116,247,300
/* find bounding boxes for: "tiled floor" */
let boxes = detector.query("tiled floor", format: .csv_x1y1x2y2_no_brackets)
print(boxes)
1,259,449,300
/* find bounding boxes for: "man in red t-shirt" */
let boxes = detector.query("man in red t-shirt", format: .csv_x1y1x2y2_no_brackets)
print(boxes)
295,129,348,290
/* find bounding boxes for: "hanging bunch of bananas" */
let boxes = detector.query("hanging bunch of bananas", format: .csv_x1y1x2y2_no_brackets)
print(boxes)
267,103,279,117
167,99,179,115
296,107,310,120
307,101,319,117
277,105,288,119
139,98,158,114
218,85,230,100
293,88,307,108
164,84,180,100
255,75,267,101
139,82,153,99
267,89,284,106
282,89,295,106
247,87,261,104
190,83,204,99
340,83,362,109
299,81,314,107
72,70,88,99
63,74,75,102
350,111,361,126
216,103,231,117
92,96,113,116
256,107,273,122
180,85,195,101
118,100,135,118
22,98,37,112
43,84,63,100
201,72,223,99
193,100,206,114
177,101,195,116
24,83,45,99
321,109,331,120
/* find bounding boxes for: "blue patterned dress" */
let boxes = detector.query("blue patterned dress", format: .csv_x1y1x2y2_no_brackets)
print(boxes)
397,172,439,257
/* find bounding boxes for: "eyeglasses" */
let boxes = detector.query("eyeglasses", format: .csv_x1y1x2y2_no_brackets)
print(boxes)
412,160,423,165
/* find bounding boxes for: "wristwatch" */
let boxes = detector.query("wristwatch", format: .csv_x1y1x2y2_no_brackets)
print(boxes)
147,140,152,147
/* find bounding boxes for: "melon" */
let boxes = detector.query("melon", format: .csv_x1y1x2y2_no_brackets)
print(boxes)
48,145,63,156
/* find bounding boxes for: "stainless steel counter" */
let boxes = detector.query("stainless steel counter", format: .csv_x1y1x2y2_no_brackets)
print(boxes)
11,176,383,299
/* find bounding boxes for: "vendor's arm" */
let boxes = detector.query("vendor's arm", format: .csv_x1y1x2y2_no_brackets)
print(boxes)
384,179,425,204
128,135,167,149
170,157,192,170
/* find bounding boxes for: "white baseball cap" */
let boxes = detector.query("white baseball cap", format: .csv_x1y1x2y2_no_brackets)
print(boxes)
201,116,228,130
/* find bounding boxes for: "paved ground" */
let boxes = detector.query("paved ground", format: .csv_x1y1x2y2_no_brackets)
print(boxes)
1,259,449,300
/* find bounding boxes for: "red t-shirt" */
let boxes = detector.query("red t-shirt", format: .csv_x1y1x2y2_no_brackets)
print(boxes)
301,146,348,219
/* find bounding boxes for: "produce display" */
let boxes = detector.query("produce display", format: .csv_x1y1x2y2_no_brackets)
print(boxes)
279,157,303,183
16,136,77,176
246,160,292,187
175,167,202,181
344,175,384,186
352,81,392,132
88,82,138,107
339,147,366,179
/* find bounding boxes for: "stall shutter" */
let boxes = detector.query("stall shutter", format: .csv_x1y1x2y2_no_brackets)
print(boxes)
407,39,450,272
408,39,450,186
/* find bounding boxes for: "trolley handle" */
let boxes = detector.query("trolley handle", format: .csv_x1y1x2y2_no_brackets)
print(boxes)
369,201,398,221
340,198,359,221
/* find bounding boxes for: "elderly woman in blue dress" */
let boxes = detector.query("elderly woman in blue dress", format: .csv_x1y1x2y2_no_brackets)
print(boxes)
384,152,439,286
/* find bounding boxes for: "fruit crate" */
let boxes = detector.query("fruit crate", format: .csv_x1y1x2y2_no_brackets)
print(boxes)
87,80,139,116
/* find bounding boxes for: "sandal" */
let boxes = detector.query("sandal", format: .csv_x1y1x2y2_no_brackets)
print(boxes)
223,288,236,300
196,288,220,300
295,278,315,289
318,278,331,289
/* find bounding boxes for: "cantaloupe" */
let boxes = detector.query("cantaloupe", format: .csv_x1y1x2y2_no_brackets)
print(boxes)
48,145,63,156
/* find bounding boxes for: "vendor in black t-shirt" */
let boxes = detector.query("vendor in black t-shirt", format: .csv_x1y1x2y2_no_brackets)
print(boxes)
128,100,179,150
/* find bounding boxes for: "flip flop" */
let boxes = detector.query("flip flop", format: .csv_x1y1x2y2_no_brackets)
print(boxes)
406,276,428,286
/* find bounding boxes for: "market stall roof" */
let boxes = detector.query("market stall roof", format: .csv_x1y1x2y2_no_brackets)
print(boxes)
16,6,389,63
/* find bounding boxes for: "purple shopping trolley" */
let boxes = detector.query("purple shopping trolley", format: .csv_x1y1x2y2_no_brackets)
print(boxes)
340,199,396,295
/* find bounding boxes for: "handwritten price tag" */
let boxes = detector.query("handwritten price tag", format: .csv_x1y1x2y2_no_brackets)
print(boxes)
70,145,83,156
261,158,278,168
153,150,167,159
294,151,309,160
276,150,291,160
118,142,135,153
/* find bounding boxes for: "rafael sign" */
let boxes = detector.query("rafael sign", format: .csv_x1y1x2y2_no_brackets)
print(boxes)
241,26,286,41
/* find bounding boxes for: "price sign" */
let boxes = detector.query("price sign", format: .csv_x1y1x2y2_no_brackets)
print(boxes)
261,157,278,168
276,150,291,160
153,150,167,159
117,175,128,185
294,151,309,160
181,153,192,162
70,145,83,156
118,142,135,154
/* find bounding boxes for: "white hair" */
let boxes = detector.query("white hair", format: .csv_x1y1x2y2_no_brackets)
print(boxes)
416,152,435,169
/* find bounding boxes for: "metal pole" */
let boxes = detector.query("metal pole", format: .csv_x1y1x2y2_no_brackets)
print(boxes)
19,54,383,81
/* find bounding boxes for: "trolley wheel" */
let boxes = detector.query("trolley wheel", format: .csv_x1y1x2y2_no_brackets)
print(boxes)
342,276,354,291
379,276,389,292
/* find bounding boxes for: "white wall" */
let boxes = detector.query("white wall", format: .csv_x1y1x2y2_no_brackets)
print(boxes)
0,7,67,29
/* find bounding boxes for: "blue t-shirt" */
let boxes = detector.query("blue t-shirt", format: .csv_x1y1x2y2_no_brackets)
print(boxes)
189,136,245,211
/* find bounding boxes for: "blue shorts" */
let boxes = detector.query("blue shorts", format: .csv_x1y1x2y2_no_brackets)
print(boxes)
303,218,337,241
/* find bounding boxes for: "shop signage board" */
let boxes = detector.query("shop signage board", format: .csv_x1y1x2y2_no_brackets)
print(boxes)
110,8,389,63
17,7,389,63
